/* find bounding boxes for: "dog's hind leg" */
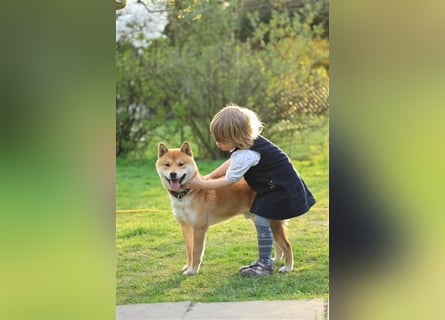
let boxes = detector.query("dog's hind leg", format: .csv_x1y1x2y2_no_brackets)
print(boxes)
179,222,193,273
270,220,293,272
273,242,284,263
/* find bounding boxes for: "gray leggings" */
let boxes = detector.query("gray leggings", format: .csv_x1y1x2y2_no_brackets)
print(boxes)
254,214,271,227
254,215,273,265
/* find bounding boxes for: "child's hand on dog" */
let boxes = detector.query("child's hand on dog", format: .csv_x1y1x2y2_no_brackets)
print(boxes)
183,175,203,189
183,175,232,190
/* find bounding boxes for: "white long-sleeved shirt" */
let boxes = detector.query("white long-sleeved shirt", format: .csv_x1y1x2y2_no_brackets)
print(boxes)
225,149,261,184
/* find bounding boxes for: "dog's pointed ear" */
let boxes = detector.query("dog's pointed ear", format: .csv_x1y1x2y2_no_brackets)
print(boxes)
180,141,193,156
158,143,169,158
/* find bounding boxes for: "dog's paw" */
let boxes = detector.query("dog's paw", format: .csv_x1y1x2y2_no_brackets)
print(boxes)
183,268,197,276
278,265,293,273
182,265,190,272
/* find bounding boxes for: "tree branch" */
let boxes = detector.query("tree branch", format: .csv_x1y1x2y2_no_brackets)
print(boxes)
136,0,169,13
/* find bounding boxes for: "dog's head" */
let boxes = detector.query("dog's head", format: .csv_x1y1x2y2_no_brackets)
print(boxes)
156,141,197,192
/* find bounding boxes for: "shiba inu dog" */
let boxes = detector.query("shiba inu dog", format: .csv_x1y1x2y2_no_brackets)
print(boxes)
156,141,293,275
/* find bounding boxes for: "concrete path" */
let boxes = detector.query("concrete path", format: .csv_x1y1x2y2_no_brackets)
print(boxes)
117,298,328,320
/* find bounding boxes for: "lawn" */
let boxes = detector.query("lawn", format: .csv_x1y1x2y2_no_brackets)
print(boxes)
116,132,328,304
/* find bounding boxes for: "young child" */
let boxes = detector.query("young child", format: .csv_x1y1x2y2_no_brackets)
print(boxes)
183,104,316,276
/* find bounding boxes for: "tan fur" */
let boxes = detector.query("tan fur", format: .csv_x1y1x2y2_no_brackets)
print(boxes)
156,141,293,275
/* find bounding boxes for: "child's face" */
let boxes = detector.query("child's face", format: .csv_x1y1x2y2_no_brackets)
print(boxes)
215,140,235,152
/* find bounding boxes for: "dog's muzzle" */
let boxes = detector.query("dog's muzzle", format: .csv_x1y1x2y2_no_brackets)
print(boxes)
165,172,186,192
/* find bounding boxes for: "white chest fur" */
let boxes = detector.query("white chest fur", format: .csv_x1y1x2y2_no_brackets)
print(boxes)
169,196,197,224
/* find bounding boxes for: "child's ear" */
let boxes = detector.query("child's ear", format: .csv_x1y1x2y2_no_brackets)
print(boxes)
158,142,169,158
180,141,193,157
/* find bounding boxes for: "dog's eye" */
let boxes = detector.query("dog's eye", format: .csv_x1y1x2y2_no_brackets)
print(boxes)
178,162,184,167
165,163,170,167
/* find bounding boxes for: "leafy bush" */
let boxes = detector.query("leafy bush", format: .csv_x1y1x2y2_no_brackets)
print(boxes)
116,0,329,159
116,46,169,156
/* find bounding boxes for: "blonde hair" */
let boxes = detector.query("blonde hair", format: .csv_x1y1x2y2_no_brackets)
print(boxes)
210,104,264,149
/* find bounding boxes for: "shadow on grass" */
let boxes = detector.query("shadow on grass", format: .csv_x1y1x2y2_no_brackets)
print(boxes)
125,261,328,304
199,266,328,302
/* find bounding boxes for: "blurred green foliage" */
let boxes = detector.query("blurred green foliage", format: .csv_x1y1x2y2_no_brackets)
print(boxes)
116,0,329,158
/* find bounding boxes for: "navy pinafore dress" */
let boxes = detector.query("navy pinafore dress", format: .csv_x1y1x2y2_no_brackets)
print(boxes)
243,136,316,220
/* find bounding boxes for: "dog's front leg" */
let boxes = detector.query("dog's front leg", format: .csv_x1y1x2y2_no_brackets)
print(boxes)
183,226,208,275
179,222,193,273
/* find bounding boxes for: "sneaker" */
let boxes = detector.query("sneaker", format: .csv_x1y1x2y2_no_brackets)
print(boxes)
238,259,259,272
239,260,274,276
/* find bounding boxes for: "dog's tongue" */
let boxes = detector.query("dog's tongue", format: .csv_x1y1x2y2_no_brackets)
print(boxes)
170,179,180,192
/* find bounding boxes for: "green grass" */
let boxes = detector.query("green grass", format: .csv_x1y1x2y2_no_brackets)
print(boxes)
116,153,328,304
